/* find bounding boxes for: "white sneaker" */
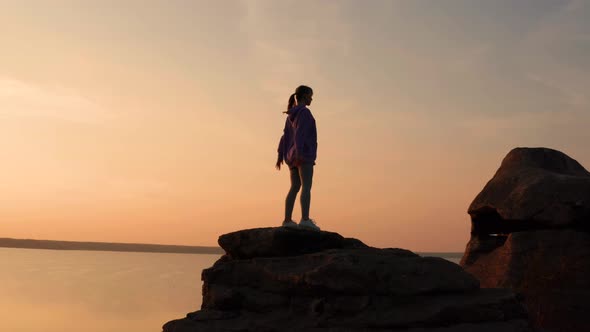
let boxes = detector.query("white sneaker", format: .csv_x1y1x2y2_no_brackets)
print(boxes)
299,219,320,231
282,220,298,229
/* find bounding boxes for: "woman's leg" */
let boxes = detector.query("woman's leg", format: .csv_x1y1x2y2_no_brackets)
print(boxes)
299,164,314,221
284,166,301,222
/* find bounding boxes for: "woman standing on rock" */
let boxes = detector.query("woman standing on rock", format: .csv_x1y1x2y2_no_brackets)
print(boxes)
276,85,320,231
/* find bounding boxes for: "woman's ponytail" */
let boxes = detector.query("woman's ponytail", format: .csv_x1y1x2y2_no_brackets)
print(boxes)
286,93,296,112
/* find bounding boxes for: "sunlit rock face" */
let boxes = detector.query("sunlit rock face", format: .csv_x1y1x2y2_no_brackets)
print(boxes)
163,227,531,332
461,147,590,332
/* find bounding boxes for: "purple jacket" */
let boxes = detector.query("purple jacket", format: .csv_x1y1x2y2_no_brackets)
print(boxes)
277,105,318,166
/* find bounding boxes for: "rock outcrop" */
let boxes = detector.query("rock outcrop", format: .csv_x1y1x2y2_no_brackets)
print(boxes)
467,147,590,234
461,147,590,332
164,227,531,332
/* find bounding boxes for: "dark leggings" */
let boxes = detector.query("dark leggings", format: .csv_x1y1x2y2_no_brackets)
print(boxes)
285,163,314,221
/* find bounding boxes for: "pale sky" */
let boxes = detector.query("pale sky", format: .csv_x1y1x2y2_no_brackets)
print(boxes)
1,1,589,251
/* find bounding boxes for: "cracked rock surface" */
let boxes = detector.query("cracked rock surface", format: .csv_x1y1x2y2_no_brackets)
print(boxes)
163,227,530,332
461,147,590,332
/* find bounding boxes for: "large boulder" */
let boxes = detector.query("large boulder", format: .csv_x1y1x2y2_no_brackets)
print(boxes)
462,147,590,332
468,147,590,234
164,227,531,332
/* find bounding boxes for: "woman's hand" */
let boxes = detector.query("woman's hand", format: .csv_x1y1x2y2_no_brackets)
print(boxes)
275,159,283,170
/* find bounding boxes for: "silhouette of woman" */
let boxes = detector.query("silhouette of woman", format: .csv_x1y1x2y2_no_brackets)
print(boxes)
276,85,320,231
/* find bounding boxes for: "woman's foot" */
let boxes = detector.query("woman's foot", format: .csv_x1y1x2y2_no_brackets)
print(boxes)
282,220,298,229
299,219,320,231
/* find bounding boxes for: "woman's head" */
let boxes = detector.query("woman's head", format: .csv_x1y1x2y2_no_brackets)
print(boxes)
287,85,313,111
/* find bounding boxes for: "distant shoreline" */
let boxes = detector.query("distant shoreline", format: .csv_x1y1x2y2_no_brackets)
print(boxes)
0,237,462,257
0,238,224,255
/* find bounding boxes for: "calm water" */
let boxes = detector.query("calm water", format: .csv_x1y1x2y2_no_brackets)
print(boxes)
0,248,461,332
0,248,219,332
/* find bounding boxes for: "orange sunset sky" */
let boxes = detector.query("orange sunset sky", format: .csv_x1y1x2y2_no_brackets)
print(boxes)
1,1,589,251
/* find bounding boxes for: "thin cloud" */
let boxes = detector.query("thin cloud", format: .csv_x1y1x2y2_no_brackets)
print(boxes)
240,1,351,103
0,77,113,124
527,74,589,109
518,0,590,111
564,0,586,12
